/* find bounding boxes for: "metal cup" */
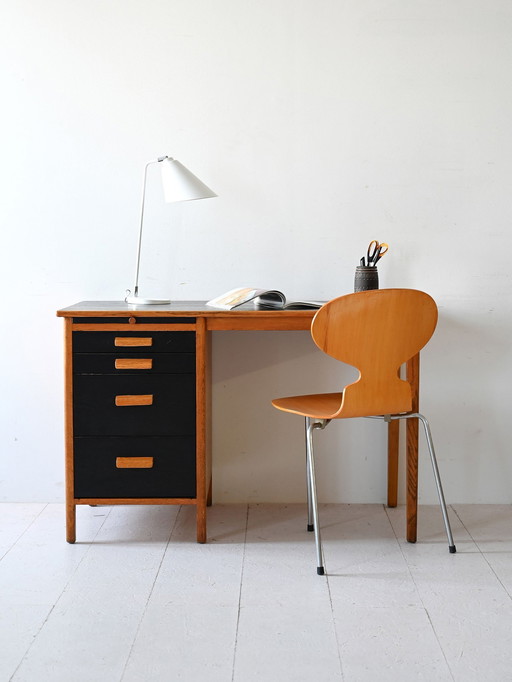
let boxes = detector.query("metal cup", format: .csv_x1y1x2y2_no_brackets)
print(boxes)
354,266,379,292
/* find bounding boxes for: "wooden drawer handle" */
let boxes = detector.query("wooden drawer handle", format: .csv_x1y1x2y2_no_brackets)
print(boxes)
115,358,153,370
115,394,153,406
116,457,154,469
115,337,153,347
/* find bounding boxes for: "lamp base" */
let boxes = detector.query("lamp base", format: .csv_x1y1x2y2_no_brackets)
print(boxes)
125,296,171,306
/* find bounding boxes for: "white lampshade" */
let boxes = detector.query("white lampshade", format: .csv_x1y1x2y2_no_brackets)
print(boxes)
160,157,217,203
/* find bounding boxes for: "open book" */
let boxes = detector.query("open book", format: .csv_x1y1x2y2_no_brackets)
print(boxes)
206,287,323,311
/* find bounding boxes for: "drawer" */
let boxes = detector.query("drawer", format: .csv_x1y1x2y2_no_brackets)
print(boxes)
73,352,195,374
73,331,195,353
73,374,195,436
74,436,196,498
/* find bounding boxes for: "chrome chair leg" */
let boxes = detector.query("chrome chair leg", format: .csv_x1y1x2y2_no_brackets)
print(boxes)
415,413,456,553
304,418,314,532
390,412,456,554
305,417,328,575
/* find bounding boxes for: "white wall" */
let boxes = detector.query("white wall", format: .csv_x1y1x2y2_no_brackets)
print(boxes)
1,1,511,505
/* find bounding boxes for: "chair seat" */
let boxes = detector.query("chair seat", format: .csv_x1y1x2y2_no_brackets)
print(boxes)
272,392,343,419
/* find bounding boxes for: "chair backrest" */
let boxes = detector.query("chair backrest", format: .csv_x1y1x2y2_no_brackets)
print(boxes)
311,288,438,418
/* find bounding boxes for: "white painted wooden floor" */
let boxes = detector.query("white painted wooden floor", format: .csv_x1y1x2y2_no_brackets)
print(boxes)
1,503,512,682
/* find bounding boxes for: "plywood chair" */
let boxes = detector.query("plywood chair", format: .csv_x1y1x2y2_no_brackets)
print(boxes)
272,288,456,575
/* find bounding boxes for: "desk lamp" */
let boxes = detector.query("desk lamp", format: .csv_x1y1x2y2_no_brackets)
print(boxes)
125,155,216,305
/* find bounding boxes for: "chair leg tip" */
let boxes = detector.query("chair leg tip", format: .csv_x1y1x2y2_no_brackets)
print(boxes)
449,545,456,554
307,524,314,532
317,566,325,575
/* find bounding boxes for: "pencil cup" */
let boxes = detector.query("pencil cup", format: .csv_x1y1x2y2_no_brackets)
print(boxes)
354,266,379,292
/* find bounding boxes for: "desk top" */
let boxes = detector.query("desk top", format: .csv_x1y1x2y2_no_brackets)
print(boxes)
57,301,316,331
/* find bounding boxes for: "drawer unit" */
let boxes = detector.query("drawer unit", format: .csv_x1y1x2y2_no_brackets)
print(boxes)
73,330,195,353
72,352,195,374
74,436,196,498
73,374,195,436
71,328,197,501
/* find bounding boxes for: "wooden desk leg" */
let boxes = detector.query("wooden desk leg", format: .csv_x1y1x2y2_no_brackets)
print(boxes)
387,420,399,507
406,354,420,543
195,318,209,544
66,502,76,543
196,501,207,544
64,318,76,543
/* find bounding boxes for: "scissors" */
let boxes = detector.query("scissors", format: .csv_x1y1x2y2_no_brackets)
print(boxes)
366,240,388,266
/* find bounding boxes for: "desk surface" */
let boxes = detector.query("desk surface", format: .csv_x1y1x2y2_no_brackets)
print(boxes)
57,301,317,331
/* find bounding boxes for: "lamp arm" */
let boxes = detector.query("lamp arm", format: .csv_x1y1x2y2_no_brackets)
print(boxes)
130,159,159,298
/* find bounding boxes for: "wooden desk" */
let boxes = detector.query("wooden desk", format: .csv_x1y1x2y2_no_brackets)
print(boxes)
57,301,419,544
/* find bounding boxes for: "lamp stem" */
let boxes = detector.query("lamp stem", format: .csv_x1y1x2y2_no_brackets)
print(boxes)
131,160,155,298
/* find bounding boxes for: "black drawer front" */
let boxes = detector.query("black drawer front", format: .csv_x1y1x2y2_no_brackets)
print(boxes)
74,436,196,498
73,374,195,436
73,352,195,375
73,331,195,353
